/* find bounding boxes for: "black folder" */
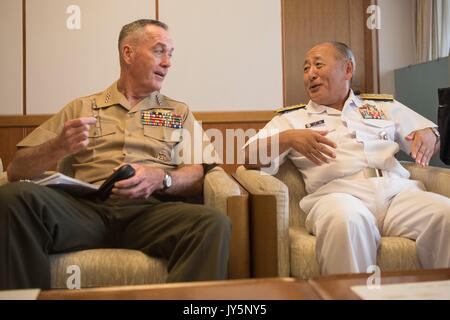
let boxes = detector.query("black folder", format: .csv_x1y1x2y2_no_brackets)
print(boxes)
438,87,450,165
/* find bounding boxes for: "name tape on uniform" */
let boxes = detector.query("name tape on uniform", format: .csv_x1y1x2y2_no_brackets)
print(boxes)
305,119,326,128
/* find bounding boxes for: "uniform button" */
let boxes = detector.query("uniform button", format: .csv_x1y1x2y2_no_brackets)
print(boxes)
128,113,134,118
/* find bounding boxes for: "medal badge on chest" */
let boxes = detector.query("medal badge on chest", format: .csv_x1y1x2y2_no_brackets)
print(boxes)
141,110,183,129
358,104,386,120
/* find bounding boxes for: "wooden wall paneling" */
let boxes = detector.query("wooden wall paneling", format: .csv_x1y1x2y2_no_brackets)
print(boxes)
195,111,274,124
201,122,268,174
0,115,51,128
283,0,352,106
22,0,26,115
0,128,26,169
349,0,366,93
282,0,309,106
282,0,379,105
363,0,379,93
24,126,38,135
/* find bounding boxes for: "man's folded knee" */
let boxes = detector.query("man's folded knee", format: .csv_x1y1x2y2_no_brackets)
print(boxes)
201,210,232,234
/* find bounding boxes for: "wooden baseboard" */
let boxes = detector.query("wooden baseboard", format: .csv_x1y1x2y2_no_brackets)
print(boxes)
0,115,52,127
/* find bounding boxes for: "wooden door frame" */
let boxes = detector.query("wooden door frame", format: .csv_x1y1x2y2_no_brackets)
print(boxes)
281,0,381,106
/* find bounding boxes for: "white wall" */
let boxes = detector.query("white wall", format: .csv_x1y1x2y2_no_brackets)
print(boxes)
378,0,416,94
0,0,414,114
1,0,282,115
159,0,283,111
26,0,154,114
0,0,23,115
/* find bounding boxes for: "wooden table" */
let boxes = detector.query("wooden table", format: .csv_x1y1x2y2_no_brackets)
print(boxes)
39,277,320,300
38,269,450,300
309,268,450,300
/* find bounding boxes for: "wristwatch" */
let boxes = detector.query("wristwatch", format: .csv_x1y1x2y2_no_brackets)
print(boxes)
162,171,172,190
431,127,440,144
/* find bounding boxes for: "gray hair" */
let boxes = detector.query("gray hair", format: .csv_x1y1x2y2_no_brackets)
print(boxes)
118,19,168,50
326,41,356,73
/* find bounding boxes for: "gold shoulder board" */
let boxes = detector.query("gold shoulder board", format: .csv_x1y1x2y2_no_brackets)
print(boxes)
359,93,394,101
274,104,306,114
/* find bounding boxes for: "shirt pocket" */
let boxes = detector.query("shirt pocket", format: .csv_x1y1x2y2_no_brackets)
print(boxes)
143,126,183,142
143,126,184,162
357,119,396,141
76,123,117,164
88,123,117,139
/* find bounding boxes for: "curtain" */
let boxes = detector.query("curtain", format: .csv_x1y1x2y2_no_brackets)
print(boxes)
415,0,450,63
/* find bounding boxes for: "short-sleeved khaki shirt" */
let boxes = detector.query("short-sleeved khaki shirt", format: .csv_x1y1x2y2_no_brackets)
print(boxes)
18,81,216,184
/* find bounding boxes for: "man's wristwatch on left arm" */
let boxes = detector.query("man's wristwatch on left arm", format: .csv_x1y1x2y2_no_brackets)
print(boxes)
162,171,172,191
431,127,440,144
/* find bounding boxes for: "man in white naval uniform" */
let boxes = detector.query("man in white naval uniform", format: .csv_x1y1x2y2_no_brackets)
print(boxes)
245,42,450,275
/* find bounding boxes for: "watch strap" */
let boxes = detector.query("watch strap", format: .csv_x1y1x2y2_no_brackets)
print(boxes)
431,127,440,144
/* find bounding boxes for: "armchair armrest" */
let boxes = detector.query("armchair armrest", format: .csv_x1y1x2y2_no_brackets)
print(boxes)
0,172,8,186
204,166,250,279
401,161,450,198
234,166,290,278
0,158,8,186
0,156,73,187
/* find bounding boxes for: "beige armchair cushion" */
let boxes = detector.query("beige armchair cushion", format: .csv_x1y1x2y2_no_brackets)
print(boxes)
50,249,167,289
377,237,420,271
289,227,319,279
289,231,421,279
0,158,8,186
402,161,450,197
203,166,242,213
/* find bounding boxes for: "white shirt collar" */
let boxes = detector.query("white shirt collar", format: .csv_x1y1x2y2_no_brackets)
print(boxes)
306,90,360,115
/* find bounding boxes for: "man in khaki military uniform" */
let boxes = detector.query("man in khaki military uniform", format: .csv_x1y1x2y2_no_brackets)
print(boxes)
0,19,231,290
246,42,450,275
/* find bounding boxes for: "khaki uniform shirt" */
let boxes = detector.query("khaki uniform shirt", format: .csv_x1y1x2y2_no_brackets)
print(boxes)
18,81,216,184
248,90,436,194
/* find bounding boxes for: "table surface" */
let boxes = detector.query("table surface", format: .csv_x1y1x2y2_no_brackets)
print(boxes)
308,268,450,300
38,277,320,300
38,268,450,300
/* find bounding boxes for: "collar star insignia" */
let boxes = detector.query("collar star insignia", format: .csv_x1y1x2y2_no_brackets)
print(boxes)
105,91,111,104
156,93,163,106
157,151,168,161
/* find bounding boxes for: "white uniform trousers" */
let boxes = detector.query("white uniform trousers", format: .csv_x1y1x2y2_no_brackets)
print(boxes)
300,177,450,275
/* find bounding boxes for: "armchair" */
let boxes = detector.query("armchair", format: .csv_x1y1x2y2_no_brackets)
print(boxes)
0,158,250,288
235,160,450,279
